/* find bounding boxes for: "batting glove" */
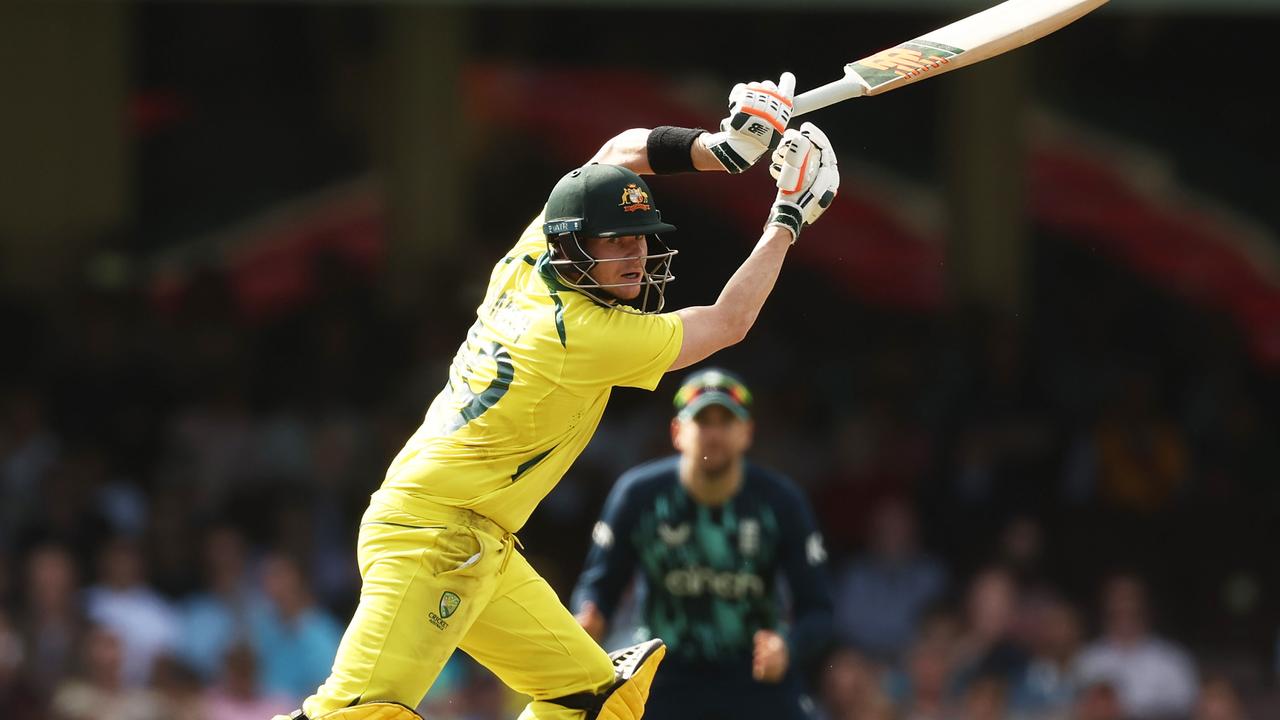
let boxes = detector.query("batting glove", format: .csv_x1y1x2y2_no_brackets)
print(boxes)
766,122,839,242
704,73,796,173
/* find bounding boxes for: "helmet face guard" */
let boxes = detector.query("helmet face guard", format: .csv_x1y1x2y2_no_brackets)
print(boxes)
541,165,680,314
547,231,677,314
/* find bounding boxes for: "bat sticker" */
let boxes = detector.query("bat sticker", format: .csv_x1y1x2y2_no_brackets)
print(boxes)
848,41,967,89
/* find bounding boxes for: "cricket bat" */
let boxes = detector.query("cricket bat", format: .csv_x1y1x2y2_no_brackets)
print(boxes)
792,0,1109,116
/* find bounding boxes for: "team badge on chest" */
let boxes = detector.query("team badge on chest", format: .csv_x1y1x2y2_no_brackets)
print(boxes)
739,519,760,556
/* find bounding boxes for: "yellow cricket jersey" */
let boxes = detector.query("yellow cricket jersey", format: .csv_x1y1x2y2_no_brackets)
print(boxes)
376,212,684,532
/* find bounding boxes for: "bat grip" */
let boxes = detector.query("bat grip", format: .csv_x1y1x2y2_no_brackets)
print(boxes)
792,77,868,117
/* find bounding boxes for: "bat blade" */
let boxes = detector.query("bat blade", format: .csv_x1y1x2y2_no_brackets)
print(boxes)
793,0,1108,116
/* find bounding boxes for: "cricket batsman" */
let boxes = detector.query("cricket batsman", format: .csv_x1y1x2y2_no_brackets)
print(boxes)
572,368,834,720
276,73,840,720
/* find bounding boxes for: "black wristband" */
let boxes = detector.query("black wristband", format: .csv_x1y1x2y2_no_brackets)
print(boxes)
646,126,707,175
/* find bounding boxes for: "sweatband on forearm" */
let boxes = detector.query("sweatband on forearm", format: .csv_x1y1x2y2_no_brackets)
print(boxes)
646,126,707,175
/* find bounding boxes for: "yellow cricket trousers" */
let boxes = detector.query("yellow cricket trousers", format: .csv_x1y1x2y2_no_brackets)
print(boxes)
302,497,616,719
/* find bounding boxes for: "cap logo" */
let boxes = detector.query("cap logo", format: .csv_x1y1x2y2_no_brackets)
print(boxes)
619,183,652,213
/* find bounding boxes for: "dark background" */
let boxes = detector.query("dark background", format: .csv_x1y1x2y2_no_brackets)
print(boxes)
2,2,1278,719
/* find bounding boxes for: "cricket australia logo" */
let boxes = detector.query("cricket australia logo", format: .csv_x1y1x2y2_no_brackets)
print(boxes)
618,183,652,213
429,591,461,630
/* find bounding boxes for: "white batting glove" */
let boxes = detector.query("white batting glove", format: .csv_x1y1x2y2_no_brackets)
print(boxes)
766,122,839,242
704,73,796,173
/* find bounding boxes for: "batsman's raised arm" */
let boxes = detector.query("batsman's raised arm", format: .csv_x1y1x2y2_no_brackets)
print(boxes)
589,73,797,175
284,77,830,720
669,121,839,371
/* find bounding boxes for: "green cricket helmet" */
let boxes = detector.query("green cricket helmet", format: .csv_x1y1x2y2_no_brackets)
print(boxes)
542,164,678,313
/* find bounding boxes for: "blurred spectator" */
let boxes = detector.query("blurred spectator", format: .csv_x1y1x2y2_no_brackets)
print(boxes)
817,645,894,720
1188,380,1280,505
167,380,254,510
0,388,59,547
1192,674,1247,720
816,386,934,555
887,611,962,720
951,566,1028,691
49,625,161,720
27,452,112,563
945,313,1056,517
150,654,204,720
1077,573,1197,719
177,524,268,681
958,674,1008,720
248,552,343,701
20,544,84,694
1063,367,1189,513
0,550,10,610
996,515,1049,591
1074,681,1125,720
84,536,182,686
203,644,294,720
0,607,41,720
832,497,948,663
148,488,202,597
1010,591,1083,719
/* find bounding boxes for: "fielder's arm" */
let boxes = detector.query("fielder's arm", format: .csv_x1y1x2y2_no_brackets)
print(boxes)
775,480,836,681
571,474,645,642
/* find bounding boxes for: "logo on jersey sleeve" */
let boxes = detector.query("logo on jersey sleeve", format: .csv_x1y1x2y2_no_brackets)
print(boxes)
806,532,828,566
592,521,614,549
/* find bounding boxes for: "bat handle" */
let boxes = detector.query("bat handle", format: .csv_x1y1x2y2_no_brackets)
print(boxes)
792,76,868,117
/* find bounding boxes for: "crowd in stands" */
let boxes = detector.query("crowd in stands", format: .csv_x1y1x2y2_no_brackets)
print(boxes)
2,230,1279,720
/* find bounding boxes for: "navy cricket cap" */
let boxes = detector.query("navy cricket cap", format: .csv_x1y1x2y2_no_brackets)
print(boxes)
673,368,752,421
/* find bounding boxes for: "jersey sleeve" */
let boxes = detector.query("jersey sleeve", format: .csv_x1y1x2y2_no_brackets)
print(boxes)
571,472,644,619
773,476,836,677
568,308,683,390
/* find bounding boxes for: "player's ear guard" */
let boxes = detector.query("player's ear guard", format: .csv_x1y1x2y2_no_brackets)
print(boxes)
274,701,424,720
547,639,667,720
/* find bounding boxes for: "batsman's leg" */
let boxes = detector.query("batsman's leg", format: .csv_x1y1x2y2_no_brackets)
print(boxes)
458,549,664,720
298,516,504,718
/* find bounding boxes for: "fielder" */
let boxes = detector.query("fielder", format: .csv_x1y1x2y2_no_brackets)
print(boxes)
572,368,834,720
277,73,840,720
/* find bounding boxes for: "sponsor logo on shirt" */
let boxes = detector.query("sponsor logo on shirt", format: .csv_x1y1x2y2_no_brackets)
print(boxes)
664,566,766,599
